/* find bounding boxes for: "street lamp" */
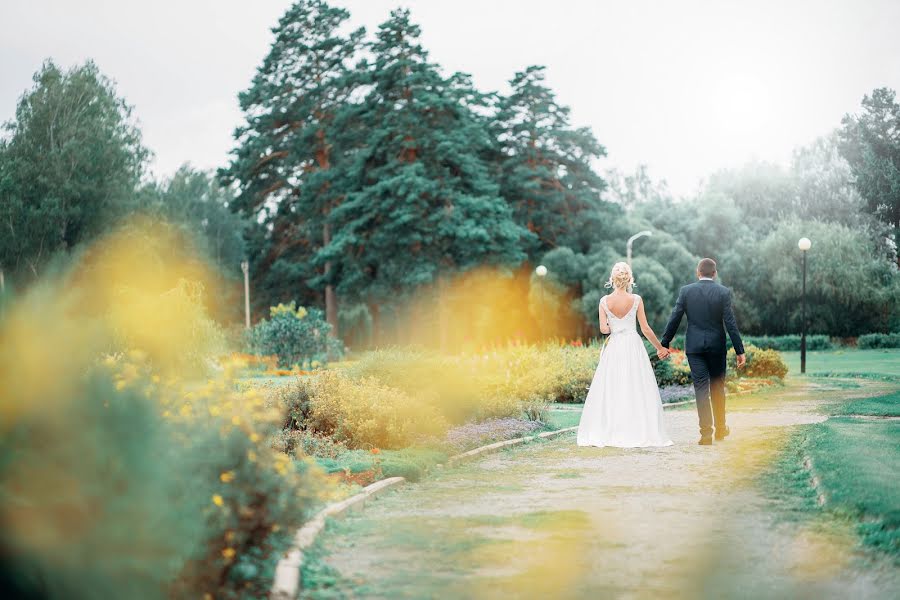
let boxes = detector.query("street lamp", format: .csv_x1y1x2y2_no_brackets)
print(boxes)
241,260,251,330
536,265,547,341
626,230,652,267
798,237,811,374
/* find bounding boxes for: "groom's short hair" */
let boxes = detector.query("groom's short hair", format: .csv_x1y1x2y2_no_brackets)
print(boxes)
697,258,717,277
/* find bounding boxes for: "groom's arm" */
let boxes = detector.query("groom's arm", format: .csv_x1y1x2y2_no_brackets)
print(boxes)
723,288,744,355
660,287,686,348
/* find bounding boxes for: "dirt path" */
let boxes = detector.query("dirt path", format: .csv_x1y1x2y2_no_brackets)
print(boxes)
304,379,900,599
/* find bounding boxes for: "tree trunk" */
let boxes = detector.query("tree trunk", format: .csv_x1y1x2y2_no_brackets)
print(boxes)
322,221,338,338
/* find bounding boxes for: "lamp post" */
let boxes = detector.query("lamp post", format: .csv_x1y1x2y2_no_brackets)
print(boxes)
535,265,547,342
241,260,251,330
626,230,652,267
798,237,811,374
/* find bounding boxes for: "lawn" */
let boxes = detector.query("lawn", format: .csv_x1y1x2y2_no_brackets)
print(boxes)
767,380,900,561
781,348,900,379
837,390,900,417
805,417,900,557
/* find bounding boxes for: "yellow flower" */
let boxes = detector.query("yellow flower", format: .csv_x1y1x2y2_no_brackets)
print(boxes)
115,380,127,391
249,432,260,443
221,547,236,560
212,494,224,507
219,471,235,483
225,530,235,542
231,415,241,426
247,450,257,463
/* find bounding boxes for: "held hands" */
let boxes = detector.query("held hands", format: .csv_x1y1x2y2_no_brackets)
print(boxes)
656,347,671,360
736,353,747,369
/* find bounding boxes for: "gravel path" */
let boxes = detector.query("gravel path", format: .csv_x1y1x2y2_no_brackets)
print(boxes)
305,379,899,599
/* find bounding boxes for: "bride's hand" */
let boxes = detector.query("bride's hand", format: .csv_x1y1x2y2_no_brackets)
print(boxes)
656,347,670,360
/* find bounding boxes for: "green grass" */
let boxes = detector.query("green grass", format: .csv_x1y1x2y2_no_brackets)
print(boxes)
766,382,900,561
837,391,900,417
544,408,581,429
781,348,900,378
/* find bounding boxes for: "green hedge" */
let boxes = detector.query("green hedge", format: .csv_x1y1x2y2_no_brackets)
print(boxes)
666,334,834,352
858,332,900,349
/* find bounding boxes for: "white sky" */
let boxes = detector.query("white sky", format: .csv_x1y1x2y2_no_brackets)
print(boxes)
2,0,899,197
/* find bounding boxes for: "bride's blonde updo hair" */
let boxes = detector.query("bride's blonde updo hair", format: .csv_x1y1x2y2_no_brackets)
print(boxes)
605,262,635,290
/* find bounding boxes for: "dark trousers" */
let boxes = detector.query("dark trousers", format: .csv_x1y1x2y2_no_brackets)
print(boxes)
686,351,727,438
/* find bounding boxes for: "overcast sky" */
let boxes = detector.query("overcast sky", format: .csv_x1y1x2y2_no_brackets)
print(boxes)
2,0,899,197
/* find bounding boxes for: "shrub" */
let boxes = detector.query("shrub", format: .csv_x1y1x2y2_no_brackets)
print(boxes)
247,302,344,368
740,334,835,351
0,358,329,600
670,334,834,351
857,332,900,349
284,371,449,449
727,345,788,379
653,350,693,386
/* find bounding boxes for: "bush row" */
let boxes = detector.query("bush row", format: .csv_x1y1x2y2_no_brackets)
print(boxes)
665,334,835,352
857,332,900,349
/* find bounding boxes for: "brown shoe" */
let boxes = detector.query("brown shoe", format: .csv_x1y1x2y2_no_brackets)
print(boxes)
715,426,730,441
698,437,713,445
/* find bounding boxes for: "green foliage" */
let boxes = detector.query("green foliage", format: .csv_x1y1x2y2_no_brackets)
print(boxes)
726,219,900,337
247,302,344,368
727,345,788,379
0,60,148,281
324,9,530,305
652,353,693,387
0,365,325,600
134,166,248,278
740,334,835,351
839,88,900,243
857,332,900,349
492,66,614,257
221,0,365,321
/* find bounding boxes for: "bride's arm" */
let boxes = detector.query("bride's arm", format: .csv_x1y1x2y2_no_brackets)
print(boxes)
636,298,664,351
598,302,611,335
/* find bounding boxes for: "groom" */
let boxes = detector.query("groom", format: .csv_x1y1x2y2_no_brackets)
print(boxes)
659,258,745,445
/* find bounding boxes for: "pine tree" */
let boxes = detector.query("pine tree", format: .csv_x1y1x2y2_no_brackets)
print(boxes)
492,66,613,257
220,0,364,332
323,9,531,326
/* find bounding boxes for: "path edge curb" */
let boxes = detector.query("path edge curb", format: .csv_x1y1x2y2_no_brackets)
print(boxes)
269,476,406,599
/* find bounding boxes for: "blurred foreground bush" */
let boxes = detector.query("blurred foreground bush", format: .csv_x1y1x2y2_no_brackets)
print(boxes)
0,221,331,599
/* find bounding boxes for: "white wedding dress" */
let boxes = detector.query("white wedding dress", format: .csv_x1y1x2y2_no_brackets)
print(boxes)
577,294,673,448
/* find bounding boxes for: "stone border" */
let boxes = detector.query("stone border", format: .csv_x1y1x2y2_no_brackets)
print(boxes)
447,426,578,466
270,476,406,599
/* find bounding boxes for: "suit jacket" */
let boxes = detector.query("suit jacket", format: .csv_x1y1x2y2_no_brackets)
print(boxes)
660,280,744,355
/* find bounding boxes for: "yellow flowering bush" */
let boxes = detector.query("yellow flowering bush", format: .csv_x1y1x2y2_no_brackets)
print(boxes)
727,345,789,379
280,370,449,449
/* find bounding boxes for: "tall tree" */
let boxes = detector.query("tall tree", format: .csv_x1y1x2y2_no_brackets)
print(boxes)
322,9,530,328
0,60,147,280
492,66,612,256
221,0,364,333
839,87,900,257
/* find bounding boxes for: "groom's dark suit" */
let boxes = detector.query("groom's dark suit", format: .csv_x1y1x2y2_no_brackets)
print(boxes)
660,279,744,439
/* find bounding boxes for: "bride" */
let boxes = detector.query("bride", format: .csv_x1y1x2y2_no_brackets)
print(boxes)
577,262,674,448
